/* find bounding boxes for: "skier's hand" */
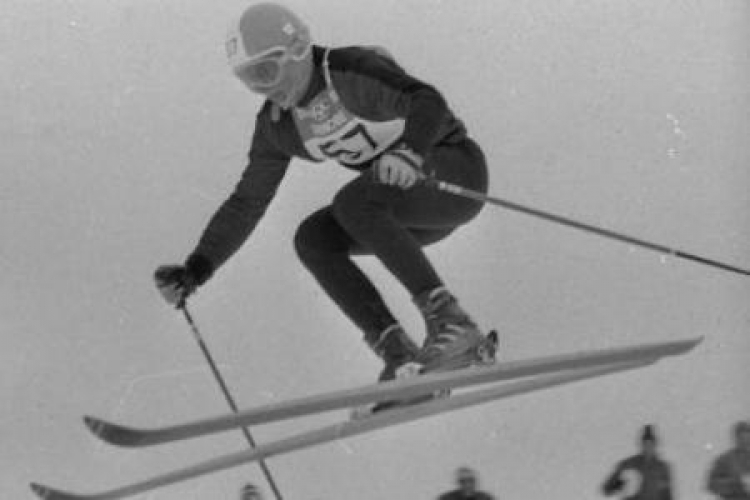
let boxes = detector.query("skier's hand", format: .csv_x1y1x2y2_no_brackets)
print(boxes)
155,265,197,307
154,255,213,307
372,146,424,189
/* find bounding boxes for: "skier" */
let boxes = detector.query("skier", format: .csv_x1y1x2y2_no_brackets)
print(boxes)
601,425,674,500
706,420,750,500
155,2,494,387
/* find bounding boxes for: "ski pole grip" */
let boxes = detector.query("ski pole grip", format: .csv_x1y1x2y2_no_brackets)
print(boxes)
417,172,439,188
419,175,463,196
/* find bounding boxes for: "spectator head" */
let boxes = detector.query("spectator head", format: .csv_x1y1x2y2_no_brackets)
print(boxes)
456,466,478,495
240,483,263,500
640,424,658,457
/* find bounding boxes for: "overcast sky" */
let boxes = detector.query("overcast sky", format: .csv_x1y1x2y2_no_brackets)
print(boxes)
2,0,749,499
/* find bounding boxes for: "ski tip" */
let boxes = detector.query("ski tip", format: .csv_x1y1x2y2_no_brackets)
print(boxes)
30,483,48,498
678,336,704,351
30,483,79,500
83,415,101,433
651,336,703,356
84,415,141,447
83,415,115,440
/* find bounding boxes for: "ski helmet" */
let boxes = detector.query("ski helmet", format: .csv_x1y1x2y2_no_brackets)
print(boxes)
226,3,311,88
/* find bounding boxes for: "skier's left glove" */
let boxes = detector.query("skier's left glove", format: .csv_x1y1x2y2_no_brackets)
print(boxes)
372,145,424,189
154,254,213,307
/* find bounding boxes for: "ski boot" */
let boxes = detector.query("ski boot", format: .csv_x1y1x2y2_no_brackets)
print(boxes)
351,324,434,419
372,324,420,384
413,287,497,373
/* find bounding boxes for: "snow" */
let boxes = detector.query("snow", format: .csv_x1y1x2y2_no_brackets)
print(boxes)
2,0,748,499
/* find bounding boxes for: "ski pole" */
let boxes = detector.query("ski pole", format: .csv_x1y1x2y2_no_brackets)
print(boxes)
424,178,749,277
178,302,285,500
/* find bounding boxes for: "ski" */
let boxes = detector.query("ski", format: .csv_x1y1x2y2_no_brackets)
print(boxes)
31,359,652,500
85,337,700,448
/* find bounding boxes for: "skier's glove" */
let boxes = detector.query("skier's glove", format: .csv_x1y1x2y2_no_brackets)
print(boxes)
372,145,424,189
154,254,213,307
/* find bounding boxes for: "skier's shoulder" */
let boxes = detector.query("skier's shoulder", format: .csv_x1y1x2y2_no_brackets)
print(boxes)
324,44,408,81
247,101,295,160
325,44,399,64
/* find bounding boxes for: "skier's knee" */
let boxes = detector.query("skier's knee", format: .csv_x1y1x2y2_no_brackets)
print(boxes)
332,181,383,233
332,182,362,216
294,210,349,264
293,217,324,263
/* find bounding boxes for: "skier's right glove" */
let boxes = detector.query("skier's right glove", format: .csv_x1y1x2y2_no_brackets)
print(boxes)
154,254,214,307
372,144,424,189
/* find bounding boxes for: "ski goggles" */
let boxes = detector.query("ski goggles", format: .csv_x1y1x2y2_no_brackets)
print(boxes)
234,42,311,90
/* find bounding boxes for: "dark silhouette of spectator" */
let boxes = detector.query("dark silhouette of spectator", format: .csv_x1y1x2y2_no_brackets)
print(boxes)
602,425,674,500
438,466,495,499
240,483,263,500
706,420,750,500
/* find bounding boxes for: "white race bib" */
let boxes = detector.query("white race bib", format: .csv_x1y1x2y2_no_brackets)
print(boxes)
293,51,404,166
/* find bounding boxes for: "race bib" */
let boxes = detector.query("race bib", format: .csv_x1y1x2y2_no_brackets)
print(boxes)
293,84,403,165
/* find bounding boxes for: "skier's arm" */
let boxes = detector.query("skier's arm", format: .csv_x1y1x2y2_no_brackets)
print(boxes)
186,116,291,284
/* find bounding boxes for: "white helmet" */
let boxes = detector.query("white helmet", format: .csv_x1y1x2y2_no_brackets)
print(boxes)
226,3,311,89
